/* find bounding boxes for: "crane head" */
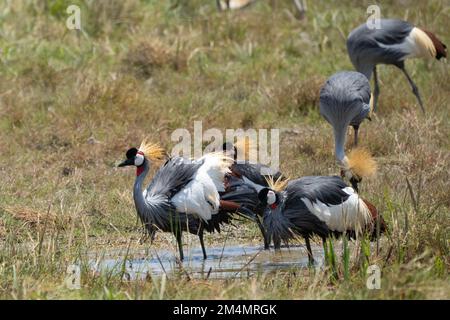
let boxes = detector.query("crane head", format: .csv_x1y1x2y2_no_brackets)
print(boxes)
119,139,166,175
340,167,362,192
340,148,377,191
118,147,145,168
118,147,148,176
258,188,279,210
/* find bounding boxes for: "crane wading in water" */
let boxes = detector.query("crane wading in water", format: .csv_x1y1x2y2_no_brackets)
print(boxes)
320,71,377,191
258,175,386,264
347,19,447,113
118,138,258,261
222,137,285,249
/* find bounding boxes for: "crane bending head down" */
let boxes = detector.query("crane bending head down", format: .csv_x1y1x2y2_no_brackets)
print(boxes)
319,71,377,190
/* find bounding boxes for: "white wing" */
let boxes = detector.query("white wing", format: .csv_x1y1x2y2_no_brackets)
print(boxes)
377,27,436,60
301,187,372,234
170,153,231,221
195,153,231,192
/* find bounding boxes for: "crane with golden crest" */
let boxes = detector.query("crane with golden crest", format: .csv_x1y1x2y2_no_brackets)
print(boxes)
118,138,260,261
258,175,386,264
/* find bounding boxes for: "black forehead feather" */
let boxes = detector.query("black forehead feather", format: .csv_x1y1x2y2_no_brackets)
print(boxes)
126,147,138,159
258,188,270,203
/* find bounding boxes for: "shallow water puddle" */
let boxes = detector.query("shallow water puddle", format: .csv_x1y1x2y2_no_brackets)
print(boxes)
90,244,324,280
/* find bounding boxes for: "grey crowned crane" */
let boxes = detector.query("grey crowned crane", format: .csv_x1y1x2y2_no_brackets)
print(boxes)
320,71,377,191
222,139,285,249
347,19,447,113
258,176,386,264
118,139,256,261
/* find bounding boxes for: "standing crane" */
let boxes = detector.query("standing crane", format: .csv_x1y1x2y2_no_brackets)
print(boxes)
258,176,386,264
320,71,377,191
223,139,285,249
347,19,447,113
118,138,258,261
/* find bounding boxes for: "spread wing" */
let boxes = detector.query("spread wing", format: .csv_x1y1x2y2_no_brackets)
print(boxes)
146,157,202,198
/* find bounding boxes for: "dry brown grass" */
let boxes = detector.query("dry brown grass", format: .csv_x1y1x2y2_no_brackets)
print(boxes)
123,38,188,78
0,0,448,299
2,205,70,231
271,75,326,116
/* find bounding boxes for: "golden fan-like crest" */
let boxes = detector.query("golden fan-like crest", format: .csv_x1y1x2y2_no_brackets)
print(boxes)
202,151,234,170
234,136,257,162
347,147,377,178
138,137,166,162
265,175,289,192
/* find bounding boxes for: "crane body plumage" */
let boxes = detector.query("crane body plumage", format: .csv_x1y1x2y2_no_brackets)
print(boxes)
120,144,258,261
222,141,285,249
319,71,374,189
320,71,371,155
347,19,447,112
259,176,385,264
170,153,229,221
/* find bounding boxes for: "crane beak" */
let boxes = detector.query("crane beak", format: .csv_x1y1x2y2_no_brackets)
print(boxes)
118,158,133,167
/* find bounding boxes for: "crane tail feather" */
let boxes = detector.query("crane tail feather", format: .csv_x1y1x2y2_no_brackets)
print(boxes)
414,27,447,60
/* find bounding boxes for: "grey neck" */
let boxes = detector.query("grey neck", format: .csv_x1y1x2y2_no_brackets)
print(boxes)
334,126,346,164
133,160,150,217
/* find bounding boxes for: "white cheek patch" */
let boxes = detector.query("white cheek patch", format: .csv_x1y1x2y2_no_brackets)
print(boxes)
267,191,276,205
134,154,144,166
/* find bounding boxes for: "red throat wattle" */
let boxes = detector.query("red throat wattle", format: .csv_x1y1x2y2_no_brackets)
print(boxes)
136,166,145,176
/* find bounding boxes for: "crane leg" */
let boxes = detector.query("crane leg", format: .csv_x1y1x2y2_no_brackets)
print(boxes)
175,230,184,261
322,237,328,265
352,125,359,147
305,236,315,266
273,235,281,250
293,0,306,19
255,216,270,250
373,66,380,112
401,66,425,114
198,226,207,260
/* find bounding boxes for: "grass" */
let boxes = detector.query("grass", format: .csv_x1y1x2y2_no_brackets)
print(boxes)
0,0,449,299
